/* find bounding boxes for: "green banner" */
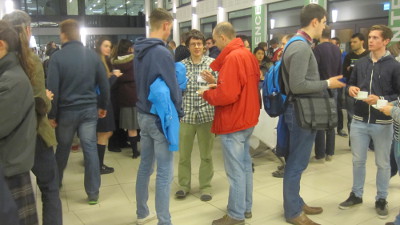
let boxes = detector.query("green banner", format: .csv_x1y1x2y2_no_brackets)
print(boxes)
389,0,400,42
304,0,326,8
252,4,266,48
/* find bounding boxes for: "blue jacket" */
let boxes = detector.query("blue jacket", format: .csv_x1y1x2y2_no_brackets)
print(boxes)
148,63,187,151
47,41,109,118
134,38,183,117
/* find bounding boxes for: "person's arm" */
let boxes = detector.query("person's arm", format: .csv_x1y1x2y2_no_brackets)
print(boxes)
96,58,110,110
46,56,60,119
31,55,51,113
203,55,242,106
160,51,184,117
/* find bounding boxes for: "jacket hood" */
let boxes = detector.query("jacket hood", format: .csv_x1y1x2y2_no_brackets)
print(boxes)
111,54,134,65
367,50,393,63
0,52,19,75
210,38,244,71
134,37,166,60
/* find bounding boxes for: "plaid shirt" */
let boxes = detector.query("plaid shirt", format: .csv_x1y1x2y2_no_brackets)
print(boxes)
181,56,217,124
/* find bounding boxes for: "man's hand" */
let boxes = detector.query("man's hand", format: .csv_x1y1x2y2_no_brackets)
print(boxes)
49,119,57,128
380,104,393,116
46,89,54,101
98,109,107,118
327,75,346,89
201,70,216,84
348,86,360,97
363,94,379,105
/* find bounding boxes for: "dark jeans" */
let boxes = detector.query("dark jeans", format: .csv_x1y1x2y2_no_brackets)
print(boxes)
314,129,335,159
337,87,345,132
32,136,62,225
283,104,317,219
0,166,19,225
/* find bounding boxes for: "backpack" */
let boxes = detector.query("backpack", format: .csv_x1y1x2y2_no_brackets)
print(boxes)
262,36,307,117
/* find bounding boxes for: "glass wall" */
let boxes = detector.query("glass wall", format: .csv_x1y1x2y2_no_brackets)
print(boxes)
179,0,191,6
163,0,173,11
67,0,78,15
200,16,217,38
228,8,252,36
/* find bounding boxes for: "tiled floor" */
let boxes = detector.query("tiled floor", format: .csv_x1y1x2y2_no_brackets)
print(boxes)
33,130,400,225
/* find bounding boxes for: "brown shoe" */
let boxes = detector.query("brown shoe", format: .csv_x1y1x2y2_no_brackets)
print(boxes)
303,204,323,215
212,215,244,225
287,213,320,225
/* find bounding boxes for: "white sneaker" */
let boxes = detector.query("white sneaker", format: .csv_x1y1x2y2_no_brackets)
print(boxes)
137,212,156,225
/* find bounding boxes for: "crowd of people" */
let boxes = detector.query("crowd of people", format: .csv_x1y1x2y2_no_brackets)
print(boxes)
1,4,400,225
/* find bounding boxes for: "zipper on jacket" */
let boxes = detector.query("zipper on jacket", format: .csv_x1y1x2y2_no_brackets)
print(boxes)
368,63,375,124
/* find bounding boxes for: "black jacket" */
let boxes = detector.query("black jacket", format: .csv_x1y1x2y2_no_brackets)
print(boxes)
348,51,400,124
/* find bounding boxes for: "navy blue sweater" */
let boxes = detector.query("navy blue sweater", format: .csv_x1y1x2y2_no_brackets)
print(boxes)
313,42,342,80
47,41,109,118
134,37,183,117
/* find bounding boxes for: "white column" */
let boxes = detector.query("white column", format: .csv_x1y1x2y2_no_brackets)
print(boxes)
217,0,226,23
145,0,151,37
191,0,198,29
172,0,179,44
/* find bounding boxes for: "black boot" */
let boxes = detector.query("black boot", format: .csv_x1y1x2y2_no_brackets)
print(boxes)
128,136,140,159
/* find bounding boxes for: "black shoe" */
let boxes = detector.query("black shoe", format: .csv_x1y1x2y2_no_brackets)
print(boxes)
200,194,212,201
100,165,114,174
175,190,188,199
375,198,388,219
132,150,141,159
339,192,362,209
108,146,121,152
337,130,348,137
252,163,255,173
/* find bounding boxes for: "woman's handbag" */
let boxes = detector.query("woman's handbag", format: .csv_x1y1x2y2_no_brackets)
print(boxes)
293,92,338,130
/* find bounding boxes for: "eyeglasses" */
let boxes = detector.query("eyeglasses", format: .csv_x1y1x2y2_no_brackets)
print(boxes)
189,43,203,47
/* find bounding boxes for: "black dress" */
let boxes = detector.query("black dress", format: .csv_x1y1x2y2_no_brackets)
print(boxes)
97,75,117,132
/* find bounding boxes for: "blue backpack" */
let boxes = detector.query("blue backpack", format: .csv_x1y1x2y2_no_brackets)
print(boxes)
262,36,307,117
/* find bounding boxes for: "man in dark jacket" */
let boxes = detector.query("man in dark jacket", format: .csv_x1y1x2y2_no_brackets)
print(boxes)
175,32,190,62
47,19,109,205
339,25,400,219
312,26,342,163
206,37,221,58
133,8,183,225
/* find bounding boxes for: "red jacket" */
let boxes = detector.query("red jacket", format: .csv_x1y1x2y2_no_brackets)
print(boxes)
203,38,260,135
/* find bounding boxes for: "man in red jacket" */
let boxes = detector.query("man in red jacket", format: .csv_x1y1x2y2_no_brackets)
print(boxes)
199,22,260,225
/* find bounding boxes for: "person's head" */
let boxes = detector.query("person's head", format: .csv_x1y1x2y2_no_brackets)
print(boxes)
45,41,57,56
59,19,80,43
257,42,268,51
168,40,176,49
368,25,393,52
321,26,331,40
281,33,295,47
95,36,112,57
300,4,327,39
330,37,340,46
388,42,400,57
180,32,189,45
2,10,32,39
116,39,133,56
236,34,251,51
253,47,265,63
185,29,206,58
2,10,34,81
269,38,279,49
350,33,365,52
0,21,19,58
149,8,173,41
212,22,236,50
205,37,215,50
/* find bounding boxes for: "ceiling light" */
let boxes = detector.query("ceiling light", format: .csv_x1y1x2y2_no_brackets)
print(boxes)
332,9,338,23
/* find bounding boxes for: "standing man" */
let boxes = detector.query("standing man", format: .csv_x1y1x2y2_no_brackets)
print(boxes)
3,10,63,225
175,32,191,62
199,22,260,225
339,25,400,219
47,19,110,205
342,33,369,138
311,26,342,162
281,4,345,225
134,8,183,225
205,37,221,59
176,29,217,201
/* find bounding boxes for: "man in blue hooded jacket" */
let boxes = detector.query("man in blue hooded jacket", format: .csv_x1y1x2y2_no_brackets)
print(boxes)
133,8,183,225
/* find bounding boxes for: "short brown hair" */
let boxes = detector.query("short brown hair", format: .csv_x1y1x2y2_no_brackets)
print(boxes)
321,26,331,39
185,29,206,47
213,22,236,40
369,25,393,41
300,4,327,28
149,8,173,31
60,19,80,41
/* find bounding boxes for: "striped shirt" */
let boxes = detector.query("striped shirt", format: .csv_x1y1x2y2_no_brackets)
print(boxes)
181,56,217,124
394,100,400,141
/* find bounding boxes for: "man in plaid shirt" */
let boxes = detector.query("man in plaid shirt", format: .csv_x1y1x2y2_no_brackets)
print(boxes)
175,29,217,202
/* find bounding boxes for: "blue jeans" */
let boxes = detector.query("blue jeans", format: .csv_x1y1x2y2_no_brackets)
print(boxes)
283,104,316,220
32,136,62,225
219,127,254,220
350,120,392,199
136,113,174,225
394,141,400,225
55,106,100,198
